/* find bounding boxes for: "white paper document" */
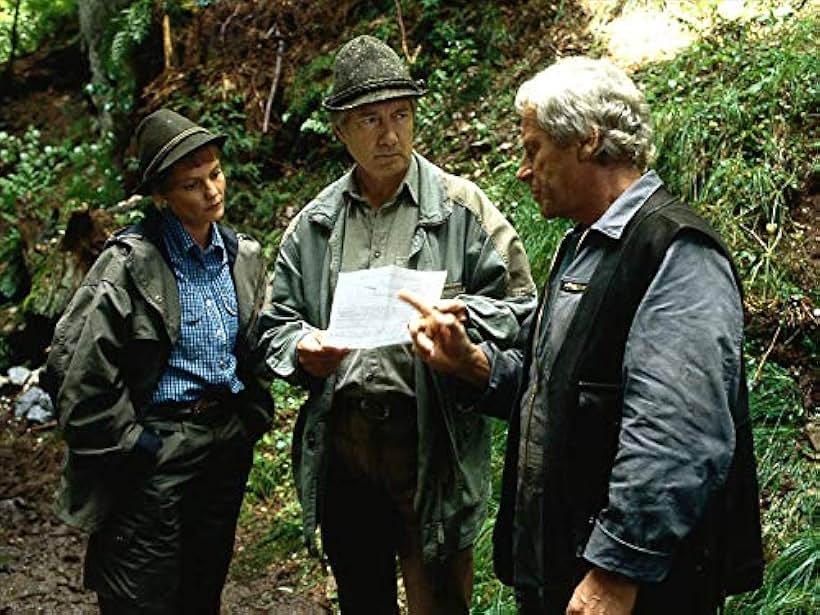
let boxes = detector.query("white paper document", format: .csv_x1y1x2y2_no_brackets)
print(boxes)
324,266,447,349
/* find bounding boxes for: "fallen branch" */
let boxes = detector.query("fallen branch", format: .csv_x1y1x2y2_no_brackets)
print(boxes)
263,37,286,134
220,4,241,42
393,0,418,64
162,13,173,70
751,322,782,387
108,194,145,214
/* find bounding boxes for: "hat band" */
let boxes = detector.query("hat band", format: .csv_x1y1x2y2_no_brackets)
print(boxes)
327,77,425,107
142,126,210,181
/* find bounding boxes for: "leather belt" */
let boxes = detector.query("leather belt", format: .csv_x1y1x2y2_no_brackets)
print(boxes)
148,390,233,421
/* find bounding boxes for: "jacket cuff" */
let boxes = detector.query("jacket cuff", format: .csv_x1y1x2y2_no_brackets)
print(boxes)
583,520,672,583
268,328,315,381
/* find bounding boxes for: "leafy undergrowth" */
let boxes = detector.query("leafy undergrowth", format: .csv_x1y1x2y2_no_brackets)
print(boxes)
231,382,324,595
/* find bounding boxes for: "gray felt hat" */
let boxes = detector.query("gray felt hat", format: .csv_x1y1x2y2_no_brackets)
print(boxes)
322,35,426,111
134,108,226,195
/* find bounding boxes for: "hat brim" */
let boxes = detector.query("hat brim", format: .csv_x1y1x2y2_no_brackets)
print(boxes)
322,86,427,112
134,132,227,195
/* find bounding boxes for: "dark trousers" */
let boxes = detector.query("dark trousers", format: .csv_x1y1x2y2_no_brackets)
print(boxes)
321,396,474,614
86,411,253,615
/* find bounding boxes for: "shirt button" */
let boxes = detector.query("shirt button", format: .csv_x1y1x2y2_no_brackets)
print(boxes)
206,299,213,307
374,250,381,258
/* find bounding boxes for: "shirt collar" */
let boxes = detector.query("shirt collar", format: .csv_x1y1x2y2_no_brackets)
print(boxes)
342,154,420,209
160,208,223,262
590,170,663,240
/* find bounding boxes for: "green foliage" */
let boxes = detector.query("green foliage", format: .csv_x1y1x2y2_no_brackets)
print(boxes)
638,13,819,299
108,0,152,76
0,0,76,64
0,125,124,308
88,0,154,116
245,381,305,502
283,53,334,125
471,421,516,612
747,359,804,424
0,228,26,304
746,358,816,557
236,380,315,584
0,126,124,223
728,530,820,614
414,3,504,136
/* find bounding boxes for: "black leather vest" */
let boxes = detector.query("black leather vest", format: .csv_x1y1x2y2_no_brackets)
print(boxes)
493,187,764,608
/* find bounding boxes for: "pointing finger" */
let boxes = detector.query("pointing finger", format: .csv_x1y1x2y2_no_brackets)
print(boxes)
398,288,435,316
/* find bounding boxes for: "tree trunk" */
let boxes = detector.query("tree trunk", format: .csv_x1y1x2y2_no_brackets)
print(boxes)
3,0,23,81
76,0,135,144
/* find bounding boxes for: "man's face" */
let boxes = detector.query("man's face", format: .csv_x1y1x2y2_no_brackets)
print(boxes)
335,98,415,186
158,146,226,234
516,108,585,222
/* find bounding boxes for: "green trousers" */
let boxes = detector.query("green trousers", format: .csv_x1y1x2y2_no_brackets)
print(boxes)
84,410,253,614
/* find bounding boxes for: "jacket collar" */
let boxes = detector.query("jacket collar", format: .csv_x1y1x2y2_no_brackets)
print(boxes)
590,170,663,240
115,206,238,267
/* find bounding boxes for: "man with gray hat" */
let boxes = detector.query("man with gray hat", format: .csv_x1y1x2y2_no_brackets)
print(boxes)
46,108,272,613
257,35,535,612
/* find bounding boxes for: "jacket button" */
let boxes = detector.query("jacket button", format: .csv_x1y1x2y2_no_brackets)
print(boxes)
306,432,316,449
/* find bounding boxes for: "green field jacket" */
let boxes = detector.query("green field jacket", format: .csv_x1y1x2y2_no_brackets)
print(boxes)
46,213,271,531
258,153,536,562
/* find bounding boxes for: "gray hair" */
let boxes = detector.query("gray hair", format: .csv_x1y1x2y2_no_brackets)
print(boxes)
515,56,655,169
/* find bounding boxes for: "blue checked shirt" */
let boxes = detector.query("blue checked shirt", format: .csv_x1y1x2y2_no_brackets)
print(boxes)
149,211,244,405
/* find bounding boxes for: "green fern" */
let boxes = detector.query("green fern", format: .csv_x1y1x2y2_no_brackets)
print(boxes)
108,0,153,76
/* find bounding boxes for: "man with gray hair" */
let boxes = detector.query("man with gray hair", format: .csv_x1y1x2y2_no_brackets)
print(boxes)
257,35,535,613
401,56,763,613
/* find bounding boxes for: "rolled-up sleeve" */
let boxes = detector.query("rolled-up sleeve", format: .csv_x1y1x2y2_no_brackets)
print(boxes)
583,232,743,582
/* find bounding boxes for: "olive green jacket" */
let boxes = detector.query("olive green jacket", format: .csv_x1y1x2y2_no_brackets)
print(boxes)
257,153,536,561
46,213,271,531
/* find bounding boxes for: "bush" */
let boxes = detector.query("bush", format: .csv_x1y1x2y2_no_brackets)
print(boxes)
0,0,77,64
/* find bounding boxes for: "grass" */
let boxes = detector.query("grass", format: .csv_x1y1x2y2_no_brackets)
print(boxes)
637,11,818,301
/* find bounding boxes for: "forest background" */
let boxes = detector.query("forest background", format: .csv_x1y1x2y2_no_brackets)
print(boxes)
0,0,817,612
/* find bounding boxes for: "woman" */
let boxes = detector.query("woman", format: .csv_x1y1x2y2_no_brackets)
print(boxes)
46,108,272,613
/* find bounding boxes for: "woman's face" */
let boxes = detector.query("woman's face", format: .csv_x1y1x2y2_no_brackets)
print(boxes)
157,145,226,239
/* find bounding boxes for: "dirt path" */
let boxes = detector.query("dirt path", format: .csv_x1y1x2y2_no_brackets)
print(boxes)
0,396,330,614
